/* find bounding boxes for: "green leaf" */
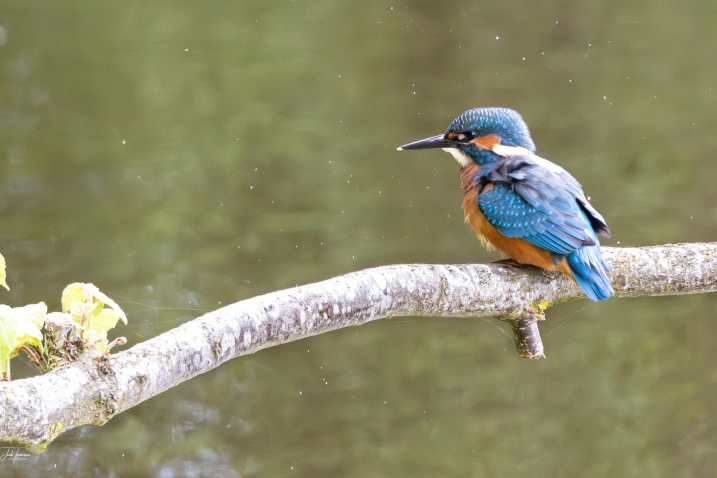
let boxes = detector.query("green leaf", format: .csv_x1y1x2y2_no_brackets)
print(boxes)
61,283,127,325
69,301,83,327
69,301,92,330
0,302,46,374
92,309,123,334
0,253,7,291
94,339,107,354
92,289,127,325
12,303,46,346
61,283,91,313
83,327,106,343
0,307,19,374
61,283,127,352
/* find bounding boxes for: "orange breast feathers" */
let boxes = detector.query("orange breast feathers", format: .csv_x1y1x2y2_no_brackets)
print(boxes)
459,164,574,278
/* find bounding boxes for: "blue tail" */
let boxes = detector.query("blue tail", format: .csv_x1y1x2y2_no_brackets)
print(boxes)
566,243,614,301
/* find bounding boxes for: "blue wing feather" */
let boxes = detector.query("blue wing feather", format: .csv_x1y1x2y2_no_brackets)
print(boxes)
476,155,614,301
478,181,590,255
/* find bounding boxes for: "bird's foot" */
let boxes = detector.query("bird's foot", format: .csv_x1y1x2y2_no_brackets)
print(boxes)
492,258,524,267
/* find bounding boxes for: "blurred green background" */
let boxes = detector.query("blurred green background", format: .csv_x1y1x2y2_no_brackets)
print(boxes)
2,1,717,476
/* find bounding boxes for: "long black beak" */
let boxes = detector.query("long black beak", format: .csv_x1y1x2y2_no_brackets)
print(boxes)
397,134,459,151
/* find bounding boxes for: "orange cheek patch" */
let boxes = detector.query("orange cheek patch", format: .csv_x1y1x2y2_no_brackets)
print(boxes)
469,133,501,150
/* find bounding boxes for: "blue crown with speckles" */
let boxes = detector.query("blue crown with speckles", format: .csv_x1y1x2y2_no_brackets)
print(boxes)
447,108,536,153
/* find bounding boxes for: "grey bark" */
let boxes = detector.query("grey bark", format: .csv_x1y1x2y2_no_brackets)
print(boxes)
1,243,716,451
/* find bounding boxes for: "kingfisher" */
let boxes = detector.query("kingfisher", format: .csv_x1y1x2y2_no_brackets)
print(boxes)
398,107,613,301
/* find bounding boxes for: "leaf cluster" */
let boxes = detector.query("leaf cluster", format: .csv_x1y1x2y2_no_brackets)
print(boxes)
0,253,128,379
61,283,128,353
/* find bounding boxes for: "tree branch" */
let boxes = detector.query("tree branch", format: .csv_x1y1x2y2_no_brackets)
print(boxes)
1,243,716,451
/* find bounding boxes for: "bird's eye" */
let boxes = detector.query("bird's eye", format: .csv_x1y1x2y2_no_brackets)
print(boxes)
466,131,478,140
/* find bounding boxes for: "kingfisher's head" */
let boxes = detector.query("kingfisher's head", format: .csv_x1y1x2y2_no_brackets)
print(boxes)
397,107,536,166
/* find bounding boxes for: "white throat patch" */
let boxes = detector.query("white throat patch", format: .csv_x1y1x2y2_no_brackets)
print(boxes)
442,148,473,167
